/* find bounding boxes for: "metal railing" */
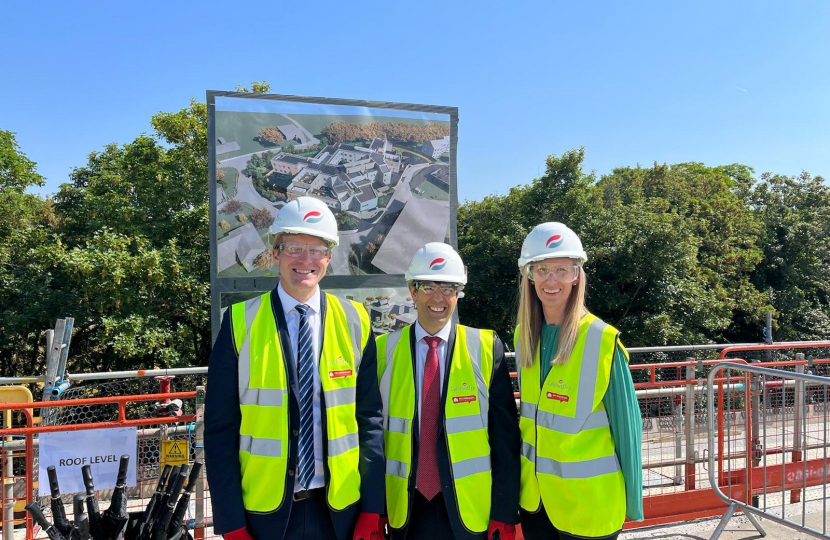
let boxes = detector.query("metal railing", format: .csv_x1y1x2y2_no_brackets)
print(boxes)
5,340,830,536
0,391,209,540
707,361,830,539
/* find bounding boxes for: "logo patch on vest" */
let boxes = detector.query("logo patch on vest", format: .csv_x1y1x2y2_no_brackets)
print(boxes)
452,395,477,404
329,355,350,366
329,369,353,378
547,392,569,402
545,379,571,402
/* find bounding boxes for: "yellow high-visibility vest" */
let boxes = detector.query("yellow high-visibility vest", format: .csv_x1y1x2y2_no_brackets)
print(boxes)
516,314,626,537
377,325,494,533
230,291,370,513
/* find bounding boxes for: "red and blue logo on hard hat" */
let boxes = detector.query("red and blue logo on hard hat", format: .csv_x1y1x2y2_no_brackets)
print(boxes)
546,234,564,249
429,258,447,271
303,211,323,223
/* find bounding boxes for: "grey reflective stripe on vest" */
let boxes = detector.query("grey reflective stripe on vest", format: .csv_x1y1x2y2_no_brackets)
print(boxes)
573,319,608,419
532,318,610,432
387,416,409,434
386,459,407,478
451,455,491,480
445,414,484,434
521,441,536,463
340,299,365,372
536,454,620,479
463,327,490,430
239,435,282,457
324,386,356,407
240,388,287,407
237,295,263,403
328,432,359,456
379,330,405,421
536,409,609,435
520,401,537,420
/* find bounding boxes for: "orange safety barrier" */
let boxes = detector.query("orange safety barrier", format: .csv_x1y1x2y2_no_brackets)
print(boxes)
633,347,830,529
5,341,830,539
0,392,208,540
509,349,830,530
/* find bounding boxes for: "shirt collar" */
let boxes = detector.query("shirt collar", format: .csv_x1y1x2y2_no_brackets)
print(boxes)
277,282,321,316
414,319,452,344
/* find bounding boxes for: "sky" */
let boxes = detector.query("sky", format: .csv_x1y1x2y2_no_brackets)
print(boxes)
2,1,829,203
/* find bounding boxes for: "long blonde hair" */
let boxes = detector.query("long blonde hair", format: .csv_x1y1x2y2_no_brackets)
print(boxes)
516,264,587,369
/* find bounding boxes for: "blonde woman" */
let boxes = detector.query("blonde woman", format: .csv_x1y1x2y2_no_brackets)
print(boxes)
514,223,643,540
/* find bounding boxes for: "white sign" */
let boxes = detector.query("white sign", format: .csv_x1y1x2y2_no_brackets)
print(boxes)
38,427,137,496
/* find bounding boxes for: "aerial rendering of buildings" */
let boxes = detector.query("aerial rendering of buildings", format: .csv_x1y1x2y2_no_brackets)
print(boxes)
421,135,450,158
370,197,450,274
267,138,402,213
216,222,268,273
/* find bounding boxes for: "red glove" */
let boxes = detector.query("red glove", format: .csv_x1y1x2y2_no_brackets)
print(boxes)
223,527,254,540
353,512,383,540
487,520,516,540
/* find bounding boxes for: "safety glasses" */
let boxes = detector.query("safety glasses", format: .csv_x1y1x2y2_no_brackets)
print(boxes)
527,263,580,283
278,242,331,260
414,281,465,298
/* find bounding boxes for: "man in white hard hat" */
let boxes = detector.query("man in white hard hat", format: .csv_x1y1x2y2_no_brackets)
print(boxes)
376,242,520,540
205,197,385,540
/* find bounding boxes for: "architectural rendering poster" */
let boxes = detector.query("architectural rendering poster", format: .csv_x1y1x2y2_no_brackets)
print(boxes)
208,91,458,339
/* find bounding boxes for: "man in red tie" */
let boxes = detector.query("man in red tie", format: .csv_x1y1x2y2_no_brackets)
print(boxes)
376,243,520,540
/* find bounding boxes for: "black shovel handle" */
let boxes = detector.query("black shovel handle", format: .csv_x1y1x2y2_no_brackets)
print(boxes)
81,464,95,495
73,494,86,521
116,454,130,485
47,465,61,498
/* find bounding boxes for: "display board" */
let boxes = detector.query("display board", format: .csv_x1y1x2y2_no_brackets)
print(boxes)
208,91,458,340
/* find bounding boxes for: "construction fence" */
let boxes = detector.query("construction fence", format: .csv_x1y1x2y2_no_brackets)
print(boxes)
3,341,830,539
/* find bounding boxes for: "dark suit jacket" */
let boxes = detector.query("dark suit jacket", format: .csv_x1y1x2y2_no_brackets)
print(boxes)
391,323,520,540
204,289,385,540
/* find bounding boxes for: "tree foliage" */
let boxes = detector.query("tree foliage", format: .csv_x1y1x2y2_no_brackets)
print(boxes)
0,102,212,377
322,122,449,145
257,126,284,145
743,172,830,340
1,130,44,191
0,130,56,378
249,207,275,230
457,149,822,348
2,99,829,377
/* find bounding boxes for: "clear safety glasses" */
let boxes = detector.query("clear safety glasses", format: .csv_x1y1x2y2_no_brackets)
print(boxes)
278,242,331,260
414,281,465,298
527,263,580,283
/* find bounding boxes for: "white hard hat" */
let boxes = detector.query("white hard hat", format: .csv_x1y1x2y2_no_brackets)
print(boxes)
518,222,587,269
270,197,339,247
405,242,467,285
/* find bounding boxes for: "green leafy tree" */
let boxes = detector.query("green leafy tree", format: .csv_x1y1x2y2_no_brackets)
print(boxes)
458,149,598,341
458,150,770,348
51,100,211,371
236,81,272,93
742,172,830,340
0,130,57,378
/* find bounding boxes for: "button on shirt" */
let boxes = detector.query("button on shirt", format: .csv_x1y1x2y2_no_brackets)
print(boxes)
413,321,451,421
277,283,325,491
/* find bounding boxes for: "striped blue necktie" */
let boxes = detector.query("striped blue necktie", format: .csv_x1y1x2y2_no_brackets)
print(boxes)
295,304,315,489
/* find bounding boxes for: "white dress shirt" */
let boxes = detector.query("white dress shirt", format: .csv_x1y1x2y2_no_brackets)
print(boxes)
277,283,325,491
413,320,452,421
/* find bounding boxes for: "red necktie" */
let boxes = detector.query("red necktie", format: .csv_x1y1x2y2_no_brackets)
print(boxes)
418,336,442,500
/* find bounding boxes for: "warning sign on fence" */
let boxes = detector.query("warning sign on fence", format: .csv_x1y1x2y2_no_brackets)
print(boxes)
161,439,189,467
